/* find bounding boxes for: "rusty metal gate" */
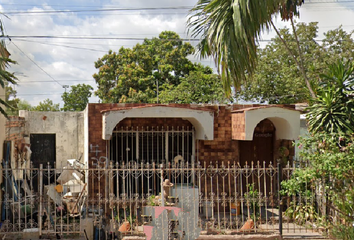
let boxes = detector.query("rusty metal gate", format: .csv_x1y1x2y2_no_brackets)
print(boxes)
0,158,327,239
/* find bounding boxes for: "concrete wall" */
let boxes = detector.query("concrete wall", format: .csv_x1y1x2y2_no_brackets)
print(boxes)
0,85,5,160
19,110,85,168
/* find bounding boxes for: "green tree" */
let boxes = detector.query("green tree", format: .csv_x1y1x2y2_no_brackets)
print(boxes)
17,99,32,111
61,84,93,111
306,60,354,134
188,0,315,97
4,81,19,115
0,29,17,117
282,61,354,239
158,65,232,104
32,98,60,111
237,24,354,104
93,31,197,103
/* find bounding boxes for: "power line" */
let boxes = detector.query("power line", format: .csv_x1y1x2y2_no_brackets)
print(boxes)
14,39,108,52
3,35,353,43
2,6,192,15
18,80,96,83
3,35,200,41
9,40,63,87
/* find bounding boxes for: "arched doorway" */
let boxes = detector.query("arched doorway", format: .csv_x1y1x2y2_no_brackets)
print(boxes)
239,119,275,167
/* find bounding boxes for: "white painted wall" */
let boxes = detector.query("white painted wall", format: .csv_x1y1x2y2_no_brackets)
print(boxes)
19,110,85,168
102,106,214,140
0,85,5,161
245,107,300,140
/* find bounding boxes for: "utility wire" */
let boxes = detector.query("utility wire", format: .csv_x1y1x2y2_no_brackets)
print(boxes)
9,40,63,87
2,6,192,15
3,35,353,42
14,39,108,52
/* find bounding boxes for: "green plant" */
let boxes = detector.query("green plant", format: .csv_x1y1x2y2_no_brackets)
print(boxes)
331,224,354,240
281,132,354,237
148,195,156,206
244,183,260,221
115,207,136,225
284,203,318,225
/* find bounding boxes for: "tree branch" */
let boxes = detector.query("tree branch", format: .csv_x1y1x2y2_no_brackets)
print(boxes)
270,20,316,99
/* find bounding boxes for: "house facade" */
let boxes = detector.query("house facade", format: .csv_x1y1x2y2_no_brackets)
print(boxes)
85,103,300,196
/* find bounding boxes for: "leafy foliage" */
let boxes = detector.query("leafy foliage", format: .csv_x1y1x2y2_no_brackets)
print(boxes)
94,31,196,103
188,0,304,96
17,99,33,111
4,82,20,115
306,60,354,134
61,84,93,111
237,24,354,104
158,65,232,104
282,133,354,237
32,98,60,111
0,39,18,117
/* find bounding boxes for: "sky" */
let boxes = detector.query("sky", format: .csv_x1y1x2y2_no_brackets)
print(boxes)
0,0,353,107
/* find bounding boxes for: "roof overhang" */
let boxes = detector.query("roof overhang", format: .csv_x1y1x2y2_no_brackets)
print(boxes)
232,106,300,141
102,106,214,140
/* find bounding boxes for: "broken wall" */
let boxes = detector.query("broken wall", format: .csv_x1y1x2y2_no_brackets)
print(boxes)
19,110,85,168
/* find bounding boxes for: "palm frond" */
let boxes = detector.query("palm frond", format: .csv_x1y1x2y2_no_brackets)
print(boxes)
188,0,303,96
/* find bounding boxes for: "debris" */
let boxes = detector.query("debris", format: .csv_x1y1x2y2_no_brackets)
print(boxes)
240,218,254,231
55,184,63,193
45,159,87,218
118,221,130,233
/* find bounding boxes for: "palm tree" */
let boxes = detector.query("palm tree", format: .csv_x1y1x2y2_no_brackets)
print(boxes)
307,60,354,134
187,0,312,97
0,20,17,118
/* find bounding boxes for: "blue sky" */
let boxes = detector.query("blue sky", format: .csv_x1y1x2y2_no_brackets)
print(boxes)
0,0,354,107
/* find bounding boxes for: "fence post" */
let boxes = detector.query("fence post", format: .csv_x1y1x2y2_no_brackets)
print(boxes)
39,164,43,237
277,160,282,236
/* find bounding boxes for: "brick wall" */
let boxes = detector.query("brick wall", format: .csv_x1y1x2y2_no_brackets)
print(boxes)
5,116,26,141
87,103,295,195
231,112,246,140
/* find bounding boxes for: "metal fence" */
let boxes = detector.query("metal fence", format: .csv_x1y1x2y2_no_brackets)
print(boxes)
0,160,326,239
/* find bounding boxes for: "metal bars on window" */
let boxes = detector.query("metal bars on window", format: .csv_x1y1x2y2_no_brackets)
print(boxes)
109,126,195,165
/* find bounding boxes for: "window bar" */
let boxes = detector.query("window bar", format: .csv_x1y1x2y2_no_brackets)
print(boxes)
151,127,154,164
116,131,118,165
177,126,180,158
131,128,135,162
147,126,149,164
157,126,159,165
182,127,185,160
165,128,168,164
171,127,175,165
121,128,124,164
136,127,139,162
